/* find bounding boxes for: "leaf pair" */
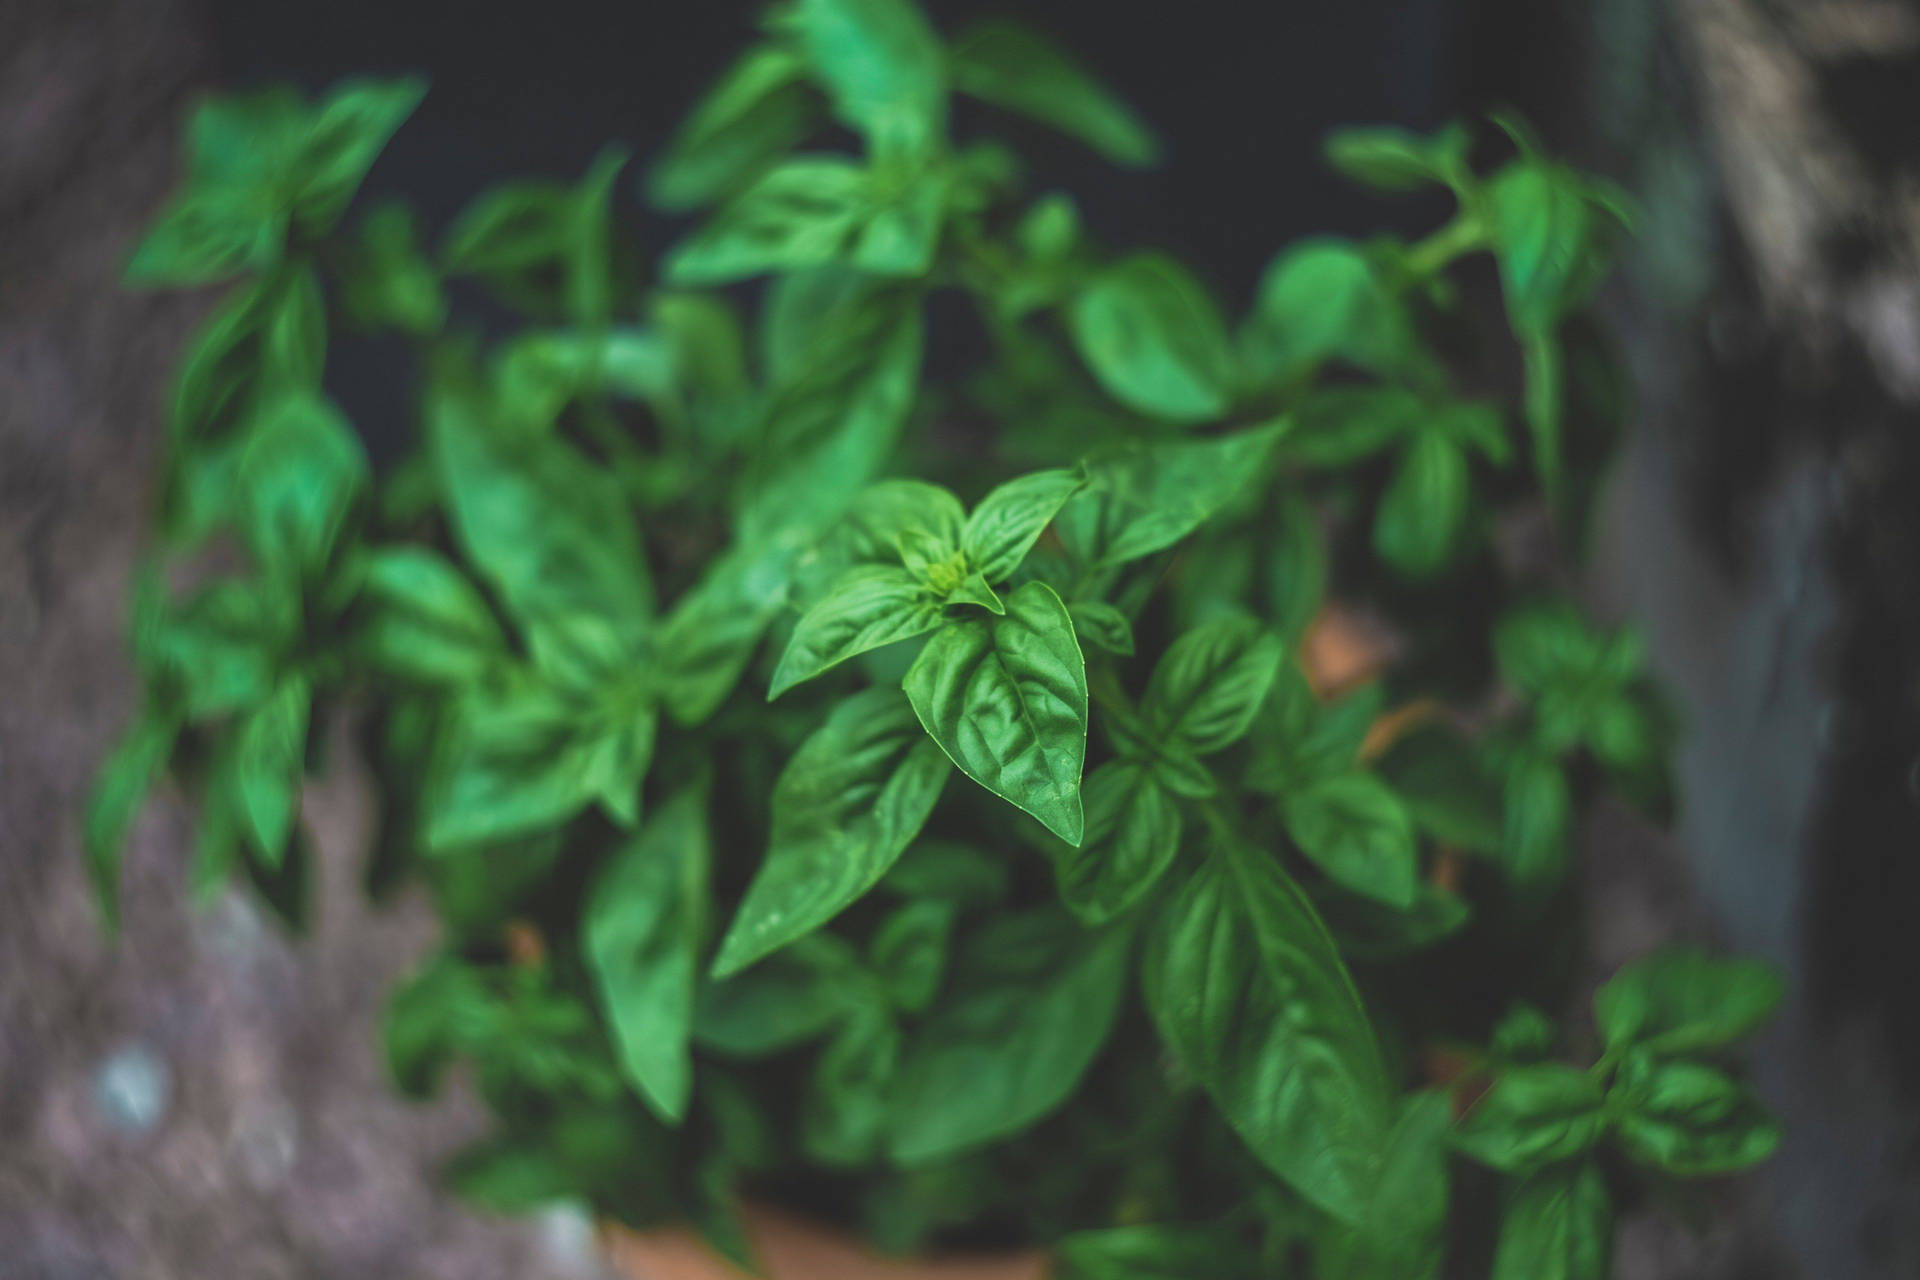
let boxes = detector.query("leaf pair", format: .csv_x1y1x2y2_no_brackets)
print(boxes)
127,80,424,286
769,468,1081,696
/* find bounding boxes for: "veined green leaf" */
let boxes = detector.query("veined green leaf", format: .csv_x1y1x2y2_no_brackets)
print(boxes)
1060,425,1282,568
769,565,943,698
1050,760,1180,924
1143,840,1392,1221
903,580,1087,844
960,468,1082,582
1143,616,1285,755
1319,1091,1453,1280
889,910,1129,1161
715,687,950,975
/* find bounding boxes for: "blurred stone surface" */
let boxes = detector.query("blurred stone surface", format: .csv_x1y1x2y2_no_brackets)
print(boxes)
0,2,617,1277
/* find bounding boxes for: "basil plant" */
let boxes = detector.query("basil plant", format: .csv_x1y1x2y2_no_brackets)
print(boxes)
90,1,1780,1275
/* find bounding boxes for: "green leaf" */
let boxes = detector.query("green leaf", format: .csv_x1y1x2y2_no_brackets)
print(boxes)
423,679,654,850
850,159,952,277
1319,1091,1453,1280
789,0,947,151
430,366,652,648
828,478,966,570
441,152,624,318
1069,254,1234,422
903,580,1088,844
655,539,796,723
649,45,821,210
84,711,179,931
584,787,710,1122
944,572,1004,614
184,87,305,187
1484,159,1627,332
1453,1064,1607,1174
961,468,1082,582
696,935,866,1056
1502,751,1571,895
336,202,446,335
1376,723,1505,855
148,578,292,720
714,687,951,975
441,181,574,301
1143,617,1285,755
769,565,944,698
1491,1161,1612,1280
869,899,955,1011
1061,425,1281,568
237,392,368,578
949,20,1159,167
664,158,872,286
1143,841,1392,1222
236,676,310,868
1267,491,1327,644
1283,772,1419,909
804,1006,900,1164
1314,880,1471,962
1056,1223,1256,1280
1282,387,1425,470
1373,429,1469,577
356,546,506,685
879,840,1009,904
125,185,284,287
1050,760,1181,924
742,283,924,541
1068,600,1134,656
889,910,1130,1161
1241,240,1424,385
1608,1055,1780,1175
172,264,323,418
1324,123,1468,192
384,955,492,1098
287,77,425,233
1593,948,1783,1059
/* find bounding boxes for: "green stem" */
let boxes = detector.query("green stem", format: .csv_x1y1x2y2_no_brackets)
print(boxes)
1402,212,1484,279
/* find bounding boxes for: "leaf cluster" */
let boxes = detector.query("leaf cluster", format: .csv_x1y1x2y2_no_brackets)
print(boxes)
90,4,1772,1274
